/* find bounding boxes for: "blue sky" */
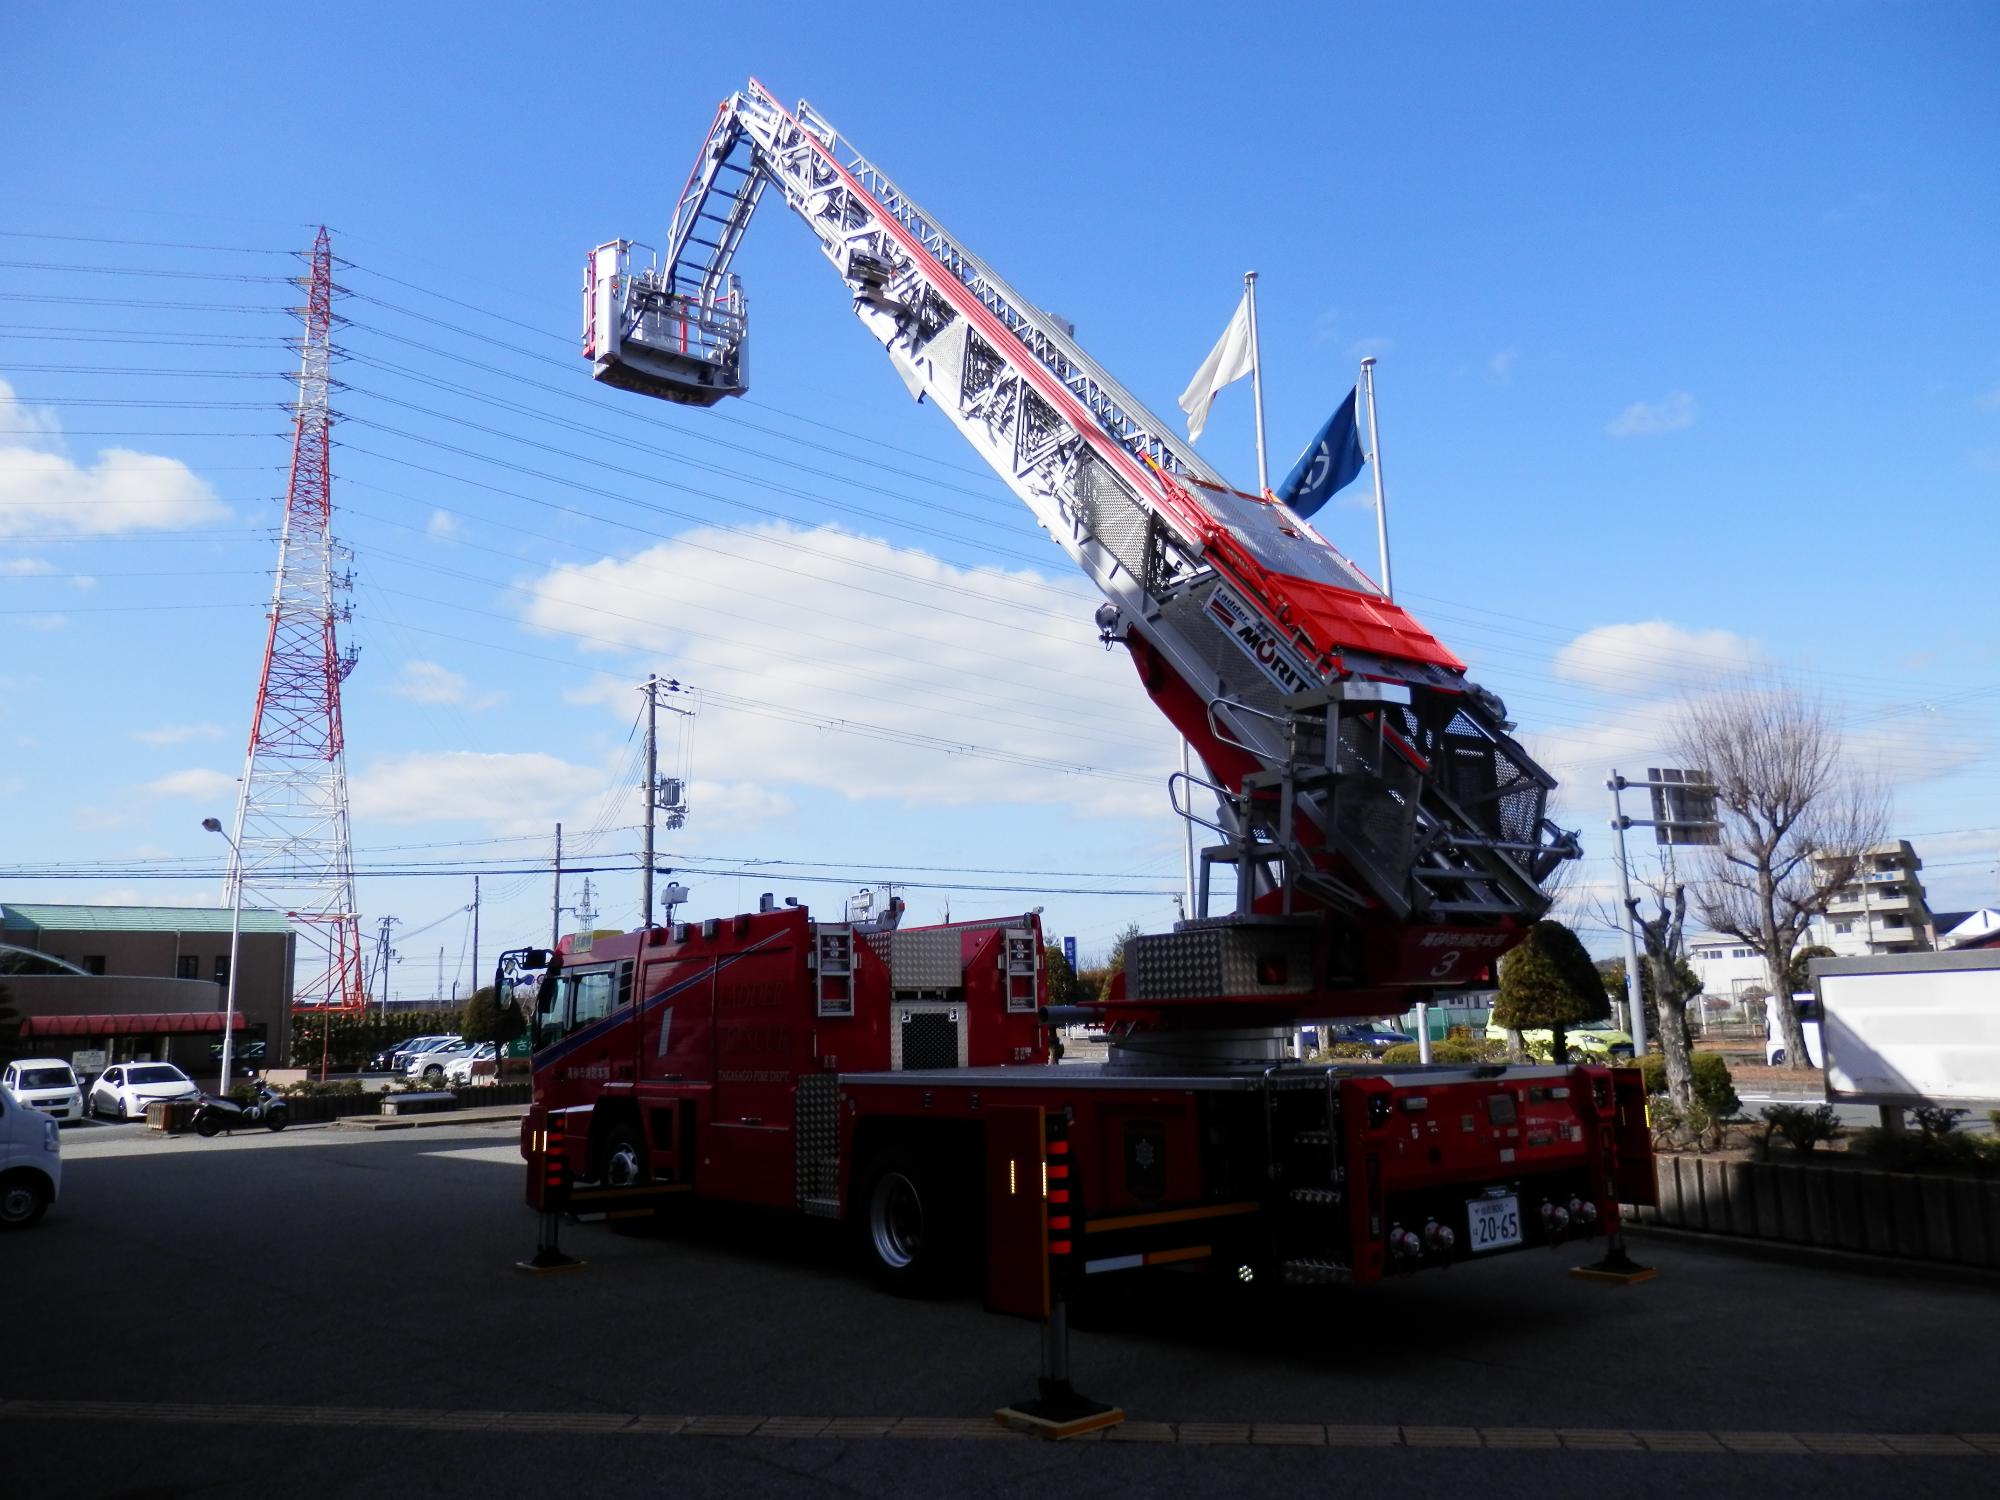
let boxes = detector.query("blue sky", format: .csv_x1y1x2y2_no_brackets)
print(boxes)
3,1,1997,996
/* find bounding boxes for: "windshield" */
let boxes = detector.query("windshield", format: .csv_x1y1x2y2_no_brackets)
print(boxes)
21,1067,75,1089
128,1065,188,1085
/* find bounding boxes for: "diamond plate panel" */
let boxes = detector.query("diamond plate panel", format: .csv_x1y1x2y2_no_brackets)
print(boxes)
888,928,963,989
794,1071,841,1216
1128,925,1316,1000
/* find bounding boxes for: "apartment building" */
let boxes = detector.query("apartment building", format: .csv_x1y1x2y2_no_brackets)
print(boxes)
1809,840,1936,956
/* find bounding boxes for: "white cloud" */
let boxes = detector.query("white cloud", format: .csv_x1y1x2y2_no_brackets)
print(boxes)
351,750,611,833
1349,336,1393,360
131,723,227,747
1976,386,2000,413
1606,390,1697,437
0,379,232,538
686,779,794,825
426,509,463,541
0,557,56,576
141,767,236,801
519,522,1171,817
21,613,68,632
1553,621,1766,695
1488,349,1517,381
387,659,501,709
0,381,63,449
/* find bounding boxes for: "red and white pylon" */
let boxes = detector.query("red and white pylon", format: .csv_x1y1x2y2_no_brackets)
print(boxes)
223,226,366,1012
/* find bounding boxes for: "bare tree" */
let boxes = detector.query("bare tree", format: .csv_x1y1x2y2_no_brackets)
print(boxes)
1637,882,1702,1101
1671,684,1886,1072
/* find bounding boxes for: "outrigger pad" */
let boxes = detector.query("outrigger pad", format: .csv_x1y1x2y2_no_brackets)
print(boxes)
1569,1241,1657,1285
994,1384,1125,1440
515,1251,587,1275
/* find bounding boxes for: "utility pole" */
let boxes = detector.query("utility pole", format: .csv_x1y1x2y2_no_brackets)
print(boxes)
642,673,658,925
471,876,481,1002
370,916,399,1009
436,946,444,1004
551,821,562,948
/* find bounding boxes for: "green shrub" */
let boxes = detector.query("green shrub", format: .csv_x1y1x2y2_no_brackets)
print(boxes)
1853,1125,1993,1176
1759,1102,1842,1155
1639,1053,1741,1119
1648,1094,1721,1153
1307,1042,1379,1062
280,1078,364,1099
1911,1106,1968,1140
1377,1037,1505,1065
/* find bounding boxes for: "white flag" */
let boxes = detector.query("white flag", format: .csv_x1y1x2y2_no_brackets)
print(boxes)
1178,293,1254,443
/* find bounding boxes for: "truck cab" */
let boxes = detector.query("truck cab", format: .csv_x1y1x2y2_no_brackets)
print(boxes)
521,903,1046,1208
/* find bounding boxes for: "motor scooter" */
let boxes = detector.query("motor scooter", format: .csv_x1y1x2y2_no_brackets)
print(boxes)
192,1081,290,1136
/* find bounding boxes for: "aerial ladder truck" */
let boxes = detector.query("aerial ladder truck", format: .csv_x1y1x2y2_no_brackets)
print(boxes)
516,79,1654,1310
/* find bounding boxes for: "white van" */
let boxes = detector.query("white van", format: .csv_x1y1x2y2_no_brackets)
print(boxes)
1764,994,1825,1068
0,1082,63,1228
1,1058,84,1122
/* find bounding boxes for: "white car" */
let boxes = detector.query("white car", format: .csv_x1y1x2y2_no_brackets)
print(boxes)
87,1063,200,1121
0,1083,62,1228
1,1059,84,1123
404,1040,474,1082
442,1042,498,1084
385,1034,460,1073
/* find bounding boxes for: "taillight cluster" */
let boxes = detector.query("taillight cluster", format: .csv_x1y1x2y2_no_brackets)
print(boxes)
1540,1195,1599,1239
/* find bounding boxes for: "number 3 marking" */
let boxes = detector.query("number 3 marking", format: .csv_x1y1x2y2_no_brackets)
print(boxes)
1429,950,1463,978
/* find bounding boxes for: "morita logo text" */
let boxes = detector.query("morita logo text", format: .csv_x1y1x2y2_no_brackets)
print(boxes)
1205,586,1312,695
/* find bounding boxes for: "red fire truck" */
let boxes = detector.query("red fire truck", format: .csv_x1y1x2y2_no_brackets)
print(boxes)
509,896,1652,1313
515,79,1657,1315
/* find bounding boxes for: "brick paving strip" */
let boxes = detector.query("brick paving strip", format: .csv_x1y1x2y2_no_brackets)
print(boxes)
0,1400,1993,1456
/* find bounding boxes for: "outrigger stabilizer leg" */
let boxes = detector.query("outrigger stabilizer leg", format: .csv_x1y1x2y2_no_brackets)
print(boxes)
517,1113,586,1274
994,1299,1124,1439
1569,1228,1656,1285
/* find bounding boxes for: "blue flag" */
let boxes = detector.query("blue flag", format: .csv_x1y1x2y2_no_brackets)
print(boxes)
1276,386,1366,518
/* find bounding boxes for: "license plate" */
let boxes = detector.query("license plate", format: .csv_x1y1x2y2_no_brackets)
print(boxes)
1466,1194,1522,1253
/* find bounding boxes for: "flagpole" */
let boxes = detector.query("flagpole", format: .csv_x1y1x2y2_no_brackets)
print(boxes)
1243,270,1270,493
1360,355,1392,600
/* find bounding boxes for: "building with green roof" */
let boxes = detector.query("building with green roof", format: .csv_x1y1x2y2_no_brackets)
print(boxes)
1,902,296,1086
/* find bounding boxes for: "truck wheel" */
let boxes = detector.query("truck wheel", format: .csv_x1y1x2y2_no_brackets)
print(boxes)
598,1121,649,1189
853,1145,963,1297
0,1171,50,1229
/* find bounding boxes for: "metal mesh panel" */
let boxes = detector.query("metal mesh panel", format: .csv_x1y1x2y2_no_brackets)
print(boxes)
901,1012,959,1070
1157,588,1291,725
1331,715,1421,889
1427,708,1546,847
1076,449,1152,580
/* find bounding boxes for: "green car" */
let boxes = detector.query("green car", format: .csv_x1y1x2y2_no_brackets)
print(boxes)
1483,1019,1636,1062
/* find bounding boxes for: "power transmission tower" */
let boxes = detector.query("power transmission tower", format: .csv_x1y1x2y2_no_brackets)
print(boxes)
223,226,366,1013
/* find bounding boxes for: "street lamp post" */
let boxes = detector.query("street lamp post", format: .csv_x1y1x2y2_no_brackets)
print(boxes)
201,817,244,1094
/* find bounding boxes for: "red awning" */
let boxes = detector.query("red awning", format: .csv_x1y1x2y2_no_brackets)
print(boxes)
20,1011,248,1037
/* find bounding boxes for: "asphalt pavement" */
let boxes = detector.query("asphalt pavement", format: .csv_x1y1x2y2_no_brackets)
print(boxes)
6,1120,1996,1497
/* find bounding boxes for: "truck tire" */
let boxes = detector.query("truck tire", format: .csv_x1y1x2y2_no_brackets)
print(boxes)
853,1144,965,1297
598,1120,649,1189
0,1170,51,1229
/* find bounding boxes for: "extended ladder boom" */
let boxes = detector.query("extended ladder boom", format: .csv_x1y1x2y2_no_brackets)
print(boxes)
582,79,1579,1010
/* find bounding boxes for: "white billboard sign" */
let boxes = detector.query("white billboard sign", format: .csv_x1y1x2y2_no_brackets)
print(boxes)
1815,950,2000,1108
